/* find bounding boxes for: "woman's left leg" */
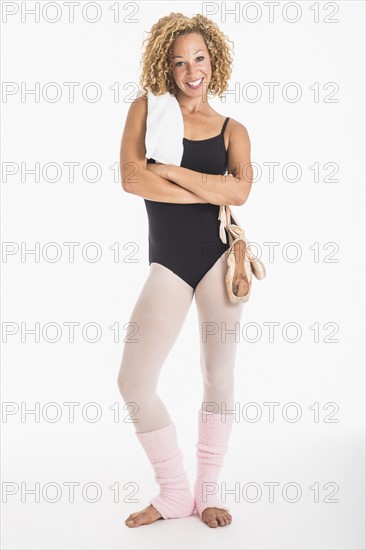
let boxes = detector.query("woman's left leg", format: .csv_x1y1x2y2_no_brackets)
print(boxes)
195,249,245,413
193,249,245,527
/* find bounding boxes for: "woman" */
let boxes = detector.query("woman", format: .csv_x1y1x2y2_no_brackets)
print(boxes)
118,13,253,529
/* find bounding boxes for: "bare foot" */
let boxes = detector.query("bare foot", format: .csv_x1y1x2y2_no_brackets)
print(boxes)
125,504,163,528
201,507,232,528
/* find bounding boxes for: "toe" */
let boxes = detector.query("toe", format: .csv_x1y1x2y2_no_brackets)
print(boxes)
125,509,145,527
208,518,219,528
202,507,234,528
126,520,135,527
215,509,232,526
126,511,140,521
130,514,144,527
223,511,232,524
203,509,219,528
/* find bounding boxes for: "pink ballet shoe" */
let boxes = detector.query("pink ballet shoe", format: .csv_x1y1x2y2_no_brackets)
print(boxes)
225,224,266,303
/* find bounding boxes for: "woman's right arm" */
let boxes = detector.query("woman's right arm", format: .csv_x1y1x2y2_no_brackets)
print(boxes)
120,95,208,204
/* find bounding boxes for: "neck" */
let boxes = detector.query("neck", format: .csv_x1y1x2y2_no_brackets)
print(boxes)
174,91,211,116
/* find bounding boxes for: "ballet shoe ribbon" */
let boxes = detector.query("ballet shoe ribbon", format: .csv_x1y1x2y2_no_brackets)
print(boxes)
218,204,244,244
218,205,229,244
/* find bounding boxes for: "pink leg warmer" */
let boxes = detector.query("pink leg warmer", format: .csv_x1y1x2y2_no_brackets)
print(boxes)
194,410,235,518
136,422,195,519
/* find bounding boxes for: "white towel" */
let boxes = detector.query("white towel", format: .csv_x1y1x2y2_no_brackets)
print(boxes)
137,87,184,166
136,86,238,243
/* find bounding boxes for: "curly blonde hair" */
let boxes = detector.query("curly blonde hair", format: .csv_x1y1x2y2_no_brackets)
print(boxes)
138,13,234,99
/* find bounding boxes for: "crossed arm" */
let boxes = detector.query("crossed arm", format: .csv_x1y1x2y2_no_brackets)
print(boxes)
120,96,253,206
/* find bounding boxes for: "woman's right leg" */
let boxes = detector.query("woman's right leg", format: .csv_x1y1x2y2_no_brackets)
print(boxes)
117,262,195,526
117,262,194,432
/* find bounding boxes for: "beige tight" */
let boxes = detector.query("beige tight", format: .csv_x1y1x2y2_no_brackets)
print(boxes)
117,249,245,433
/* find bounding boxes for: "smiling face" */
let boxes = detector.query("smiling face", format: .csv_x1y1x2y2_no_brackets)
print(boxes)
169,32,212,96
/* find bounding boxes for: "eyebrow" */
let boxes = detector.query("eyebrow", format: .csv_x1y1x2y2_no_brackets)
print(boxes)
172,49,204,59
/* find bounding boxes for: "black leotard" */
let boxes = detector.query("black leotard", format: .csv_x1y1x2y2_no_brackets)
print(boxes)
145,116,235,290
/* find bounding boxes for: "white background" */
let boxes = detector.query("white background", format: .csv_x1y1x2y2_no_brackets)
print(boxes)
1,1,365,549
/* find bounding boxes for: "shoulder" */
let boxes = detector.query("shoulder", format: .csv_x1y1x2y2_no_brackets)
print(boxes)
227,117,250,140
127,92,148,117
123,93,148,140
226,117,251,152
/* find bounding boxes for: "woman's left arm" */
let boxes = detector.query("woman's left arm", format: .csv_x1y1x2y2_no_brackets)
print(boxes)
159,121,253,206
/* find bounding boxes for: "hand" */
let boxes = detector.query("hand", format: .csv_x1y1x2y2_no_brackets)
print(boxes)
146,162,170,179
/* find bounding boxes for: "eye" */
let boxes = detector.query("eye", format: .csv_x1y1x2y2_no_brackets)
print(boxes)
174,56,205,67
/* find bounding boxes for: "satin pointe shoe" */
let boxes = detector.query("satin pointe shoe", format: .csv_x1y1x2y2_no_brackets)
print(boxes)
226,222,266,280
225,225,253,304
245,241,266,281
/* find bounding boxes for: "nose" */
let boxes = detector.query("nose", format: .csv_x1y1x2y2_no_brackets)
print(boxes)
184,61,195,74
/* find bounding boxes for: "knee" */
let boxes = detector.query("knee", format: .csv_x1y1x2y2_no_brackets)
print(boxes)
117,367,135,402
201,362,234,390
117,363,155,403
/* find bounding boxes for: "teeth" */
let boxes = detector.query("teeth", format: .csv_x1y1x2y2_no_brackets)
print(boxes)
188,77,203,86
